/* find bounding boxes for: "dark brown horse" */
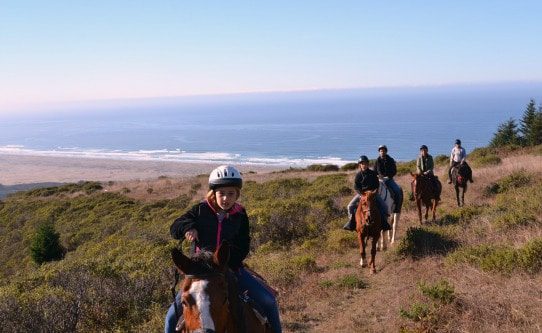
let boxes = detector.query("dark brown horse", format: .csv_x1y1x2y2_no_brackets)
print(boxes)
411,173,442,224
451,163,469,207
355,190,382,274
171,242,273,333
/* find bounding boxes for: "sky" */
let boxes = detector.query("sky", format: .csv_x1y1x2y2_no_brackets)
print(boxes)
1,1,542,112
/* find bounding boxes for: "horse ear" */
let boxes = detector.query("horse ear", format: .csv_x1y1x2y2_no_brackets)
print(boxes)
214,241,230,270
171,248,196,275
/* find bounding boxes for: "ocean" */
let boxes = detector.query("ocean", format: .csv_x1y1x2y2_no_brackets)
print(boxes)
1,83,541,166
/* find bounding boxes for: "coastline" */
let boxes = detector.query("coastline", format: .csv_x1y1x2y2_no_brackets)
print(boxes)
0,153,282,186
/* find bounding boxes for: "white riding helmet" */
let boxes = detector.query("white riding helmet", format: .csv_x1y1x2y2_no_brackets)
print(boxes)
208,165,243,190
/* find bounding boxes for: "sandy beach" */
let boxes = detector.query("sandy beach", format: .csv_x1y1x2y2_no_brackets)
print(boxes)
0,154,281,186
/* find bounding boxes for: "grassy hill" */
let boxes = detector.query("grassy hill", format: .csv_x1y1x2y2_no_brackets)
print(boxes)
1,146,541,332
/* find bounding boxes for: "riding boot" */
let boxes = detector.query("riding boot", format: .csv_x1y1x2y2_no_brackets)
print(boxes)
342,215,356,231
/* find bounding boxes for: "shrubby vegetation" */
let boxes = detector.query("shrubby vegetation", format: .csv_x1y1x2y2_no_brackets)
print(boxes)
447,238,542,274
396,226,459,259
468,147,502,167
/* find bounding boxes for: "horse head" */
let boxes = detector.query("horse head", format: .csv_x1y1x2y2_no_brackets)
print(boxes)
171,242,231,333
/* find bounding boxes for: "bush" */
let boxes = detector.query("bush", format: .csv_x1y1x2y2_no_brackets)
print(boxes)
400,302,431,322
340,162,358,171
396,160,416,176
434,154,448,166
418,280,455,304
325,229,357,252
30,223,64,264
336,274,367,289
306,164,340,172
485,170,532,195
447,239,542,274
468,147,502,167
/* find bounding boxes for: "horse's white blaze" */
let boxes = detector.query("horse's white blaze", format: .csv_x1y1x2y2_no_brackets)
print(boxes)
189,280,215,331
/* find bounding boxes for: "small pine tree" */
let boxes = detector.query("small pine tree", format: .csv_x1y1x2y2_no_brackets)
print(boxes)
30,223,64,264
520,99,538,146
532,105,542,146
490,118,521,147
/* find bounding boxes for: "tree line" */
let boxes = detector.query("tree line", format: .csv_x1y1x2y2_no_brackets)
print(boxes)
491,99,542,147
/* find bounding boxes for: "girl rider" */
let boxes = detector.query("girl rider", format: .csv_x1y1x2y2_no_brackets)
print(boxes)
165,165,282,333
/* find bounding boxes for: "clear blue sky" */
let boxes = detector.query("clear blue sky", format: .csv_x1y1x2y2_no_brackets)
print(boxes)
1,1,542,112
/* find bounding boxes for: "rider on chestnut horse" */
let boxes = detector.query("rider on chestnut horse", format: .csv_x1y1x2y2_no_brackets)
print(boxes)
415,145,441,200
343,155,391,231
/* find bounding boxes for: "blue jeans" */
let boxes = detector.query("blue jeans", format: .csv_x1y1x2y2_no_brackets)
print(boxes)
164,267,282,333
384,178,403,213
164,293,180,333
236,267,282,333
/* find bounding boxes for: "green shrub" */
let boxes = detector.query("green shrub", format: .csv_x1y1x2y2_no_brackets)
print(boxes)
336,274,367,289
306,164,340,172
439,205,485,225
400,302,431,322
418,280,455,304
448,239,542,274
485,170,532,195
291,254,318,272
30,223,64,264
325,229,357,252
468,147,502,167
340,162,358,171
434,154,448,166
396,160,416,176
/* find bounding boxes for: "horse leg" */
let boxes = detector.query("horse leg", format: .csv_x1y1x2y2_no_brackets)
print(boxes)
461,185,466,206
424,203,429,221
370,235,379,274
416,200,423,225
431,200,437,222
455,185,461,207
379,229,387,251
390,213,399,244
358,231,367,267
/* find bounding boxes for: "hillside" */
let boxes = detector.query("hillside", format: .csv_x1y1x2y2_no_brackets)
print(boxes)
1,146,541,332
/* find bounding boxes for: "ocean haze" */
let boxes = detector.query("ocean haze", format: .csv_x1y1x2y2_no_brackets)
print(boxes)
1,83,541,165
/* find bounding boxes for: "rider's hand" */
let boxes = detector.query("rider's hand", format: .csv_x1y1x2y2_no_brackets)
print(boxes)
185,229,199,242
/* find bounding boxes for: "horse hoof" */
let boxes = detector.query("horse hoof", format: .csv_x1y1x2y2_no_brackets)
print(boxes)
371,268,377,274
360,259,367,267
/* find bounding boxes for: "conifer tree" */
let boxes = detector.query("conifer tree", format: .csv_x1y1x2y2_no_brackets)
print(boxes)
30,223,64,264
490,118,521,147
520,99,538,146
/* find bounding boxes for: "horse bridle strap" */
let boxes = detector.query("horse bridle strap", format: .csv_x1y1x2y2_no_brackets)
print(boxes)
183,272,225,279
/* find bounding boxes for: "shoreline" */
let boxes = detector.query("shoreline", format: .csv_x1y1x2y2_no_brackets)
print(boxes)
0,153,283,186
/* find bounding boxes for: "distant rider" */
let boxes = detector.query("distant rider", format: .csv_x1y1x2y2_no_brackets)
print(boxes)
343,155,391,231
415,144,441,200
447,139,473,184
373,145,403,214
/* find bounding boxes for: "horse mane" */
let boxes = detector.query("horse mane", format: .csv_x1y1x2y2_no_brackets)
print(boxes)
187,250,218,276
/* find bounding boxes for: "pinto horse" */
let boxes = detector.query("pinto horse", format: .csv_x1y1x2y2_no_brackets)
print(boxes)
355,190,383,274
171,242,273,333
451,163,469,207
377,179,402,250
410,173,441,224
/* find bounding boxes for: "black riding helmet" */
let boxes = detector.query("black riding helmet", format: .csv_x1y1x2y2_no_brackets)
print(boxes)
357,155,369,164
455,139,461,145
420,145,428,150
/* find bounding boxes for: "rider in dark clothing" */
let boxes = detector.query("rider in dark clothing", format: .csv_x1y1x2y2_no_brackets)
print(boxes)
343,155,391,231
373,145,403,213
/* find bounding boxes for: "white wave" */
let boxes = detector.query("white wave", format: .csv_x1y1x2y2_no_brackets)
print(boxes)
0,145,349,167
